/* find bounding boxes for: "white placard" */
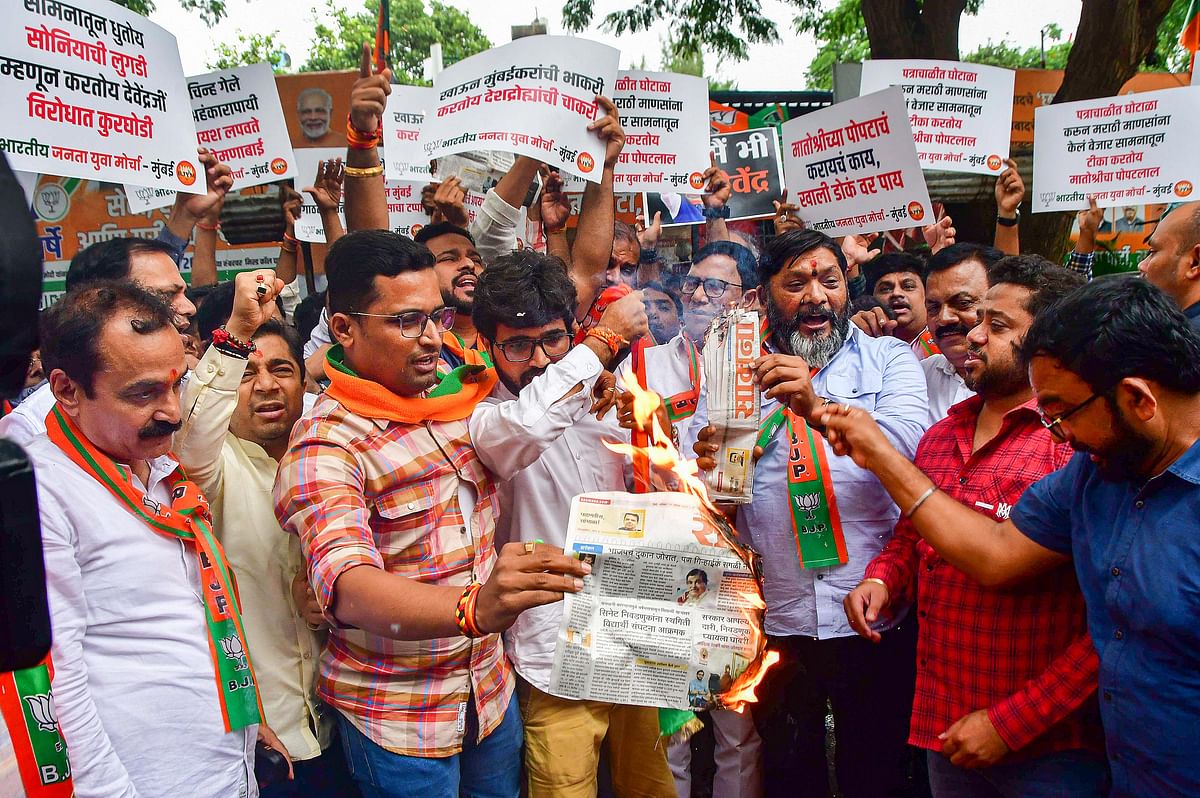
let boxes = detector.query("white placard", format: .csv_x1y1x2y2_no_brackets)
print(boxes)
0,0,202,193
384,85,435,182
293,147,343,242
124,62,297,212
780,87,933,236
1032,85,1200,213
859,59,1014,175
612,70,710,194
418,35,620,183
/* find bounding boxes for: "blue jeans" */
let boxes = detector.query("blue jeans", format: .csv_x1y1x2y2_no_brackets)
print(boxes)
927,749,1109,797
337,694,523,798
261,732,361,798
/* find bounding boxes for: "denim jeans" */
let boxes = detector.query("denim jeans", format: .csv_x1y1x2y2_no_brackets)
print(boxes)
261,732,362,798
337,694,523,798
926,749,1109,798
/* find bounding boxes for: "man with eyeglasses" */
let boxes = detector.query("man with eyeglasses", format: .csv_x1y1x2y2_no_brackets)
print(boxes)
816,275,1200,798
839,256,1107,796
467,250,676,798
275,231,591,798
1138,200,1200,329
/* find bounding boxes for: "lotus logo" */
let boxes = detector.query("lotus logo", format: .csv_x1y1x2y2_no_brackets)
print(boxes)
907,201,925,221
24,692,57,733
793,492,821,521
220,634,248,671
270,158,288,175
576,152,595,173
176,160,198,186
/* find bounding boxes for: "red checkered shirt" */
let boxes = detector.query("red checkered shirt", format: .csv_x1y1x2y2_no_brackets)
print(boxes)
864,395,1103,758
274,394,512,757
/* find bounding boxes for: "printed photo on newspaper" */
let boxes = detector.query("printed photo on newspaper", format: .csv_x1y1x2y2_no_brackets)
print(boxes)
702,308,761,503
547,490,770,712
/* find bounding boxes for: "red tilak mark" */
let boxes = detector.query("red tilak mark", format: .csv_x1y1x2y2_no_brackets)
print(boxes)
256,274,265,282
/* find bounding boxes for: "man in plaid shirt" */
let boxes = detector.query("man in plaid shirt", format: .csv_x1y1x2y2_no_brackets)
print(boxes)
275,231,589,798
843,256,1107,796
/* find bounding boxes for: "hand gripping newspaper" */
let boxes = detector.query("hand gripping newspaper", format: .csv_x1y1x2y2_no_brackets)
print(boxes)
701,308,761,503
547,489,774,711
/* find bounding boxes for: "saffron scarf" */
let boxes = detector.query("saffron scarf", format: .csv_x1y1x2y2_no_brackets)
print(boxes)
324,343,497,424
914,327,940,359
46,406,263,732
756,320,848,569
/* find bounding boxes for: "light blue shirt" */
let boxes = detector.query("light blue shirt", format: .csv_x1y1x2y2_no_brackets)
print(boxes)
694,326,929,639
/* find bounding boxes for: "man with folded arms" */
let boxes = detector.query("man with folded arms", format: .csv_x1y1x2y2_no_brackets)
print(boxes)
275,230,589,798
843,256,1106,796
817,275,1200,797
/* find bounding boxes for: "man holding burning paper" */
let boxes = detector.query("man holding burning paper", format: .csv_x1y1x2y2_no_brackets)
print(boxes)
695,229,929,798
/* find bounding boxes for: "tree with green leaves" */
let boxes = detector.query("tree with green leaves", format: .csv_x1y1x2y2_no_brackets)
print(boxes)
111,0,227,26
208,31,291,73
301,0,490,83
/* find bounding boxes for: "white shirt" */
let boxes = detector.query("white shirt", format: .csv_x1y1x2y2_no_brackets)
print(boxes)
468,345,622,692
920,353,975,426
614,332,706,454
28,435,256,798
0,380,54,446
174,346,329,761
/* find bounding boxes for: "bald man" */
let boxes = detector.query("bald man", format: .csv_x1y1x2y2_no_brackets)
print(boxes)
1140,201,1200,327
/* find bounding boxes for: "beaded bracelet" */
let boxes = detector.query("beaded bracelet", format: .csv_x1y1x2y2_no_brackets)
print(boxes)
454,582,484,638
585,326,628,356
211,326,256,358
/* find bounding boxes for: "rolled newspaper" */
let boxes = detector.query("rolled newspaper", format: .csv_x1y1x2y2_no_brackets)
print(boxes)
701,308,760,503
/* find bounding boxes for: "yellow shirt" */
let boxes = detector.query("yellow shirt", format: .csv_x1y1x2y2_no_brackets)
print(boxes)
176,346,330,760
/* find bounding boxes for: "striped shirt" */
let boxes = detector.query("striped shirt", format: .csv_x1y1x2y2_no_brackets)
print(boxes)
274,394,512,757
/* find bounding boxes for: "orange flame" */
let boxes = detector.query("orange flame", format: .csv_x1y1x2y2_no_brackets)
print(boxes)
607,370,776,711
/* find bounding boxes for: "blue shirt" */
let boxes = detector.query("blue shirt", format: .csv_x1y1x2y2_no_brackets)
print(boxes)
1012,443,1200,797
695,326,929,638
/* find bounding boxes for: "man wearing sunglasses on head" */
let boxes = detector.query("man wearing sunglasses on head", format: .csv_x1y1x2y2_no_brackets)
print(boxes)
816,275,1200,798
466,250,676,798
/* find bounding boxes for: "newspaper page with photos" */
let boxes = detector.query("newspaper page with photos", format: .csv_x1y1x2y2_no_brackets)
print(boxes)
548,491,764,711
702,309,761,503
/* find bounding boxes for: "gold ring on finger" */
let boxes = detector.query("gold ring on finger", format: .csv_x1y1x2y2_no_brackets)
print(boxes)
523,540,536,555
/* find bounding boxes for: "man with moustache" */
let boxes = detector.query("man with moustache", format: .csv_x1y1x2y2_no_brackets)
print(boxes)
414,222,487,368
175,270,359,795
642,281,684,346
28,282,284,796
842,257,1106,795
816,275,1200,797
853,252,940,359
693,229,928,798
275,231,589,797
920,243,1006,426
467,250,676,798
296,87,342,147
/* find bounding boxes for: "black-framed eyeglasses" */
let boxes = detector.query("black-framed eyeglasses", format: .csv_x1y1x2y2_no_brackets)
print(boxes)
347,307,456,339
493,331,572,363
1037,391,1104,442
681,275,741,299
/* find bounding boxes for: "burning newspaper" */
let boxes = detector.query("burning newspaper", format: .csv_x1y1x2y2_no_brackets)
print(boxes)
701,309,760,503
548,491,773,712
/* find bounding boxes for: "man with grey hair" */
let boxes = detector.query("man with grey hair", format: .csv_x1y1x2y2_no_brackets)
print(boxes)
296,86,339,146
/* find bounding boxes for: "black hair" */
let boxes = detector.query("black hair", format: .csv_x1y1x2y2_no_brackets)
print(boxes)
759,229,846,286
41,281,175,396
685,568,708,584
926,242,1004,277
66,237,178,293
613,221,639,248
1020,274,1200,394
987,255,1086,319
252,318,306,380
194,280,236,343
294,290,326,344
692,240,760,290
863,252,926,294
413,222,475,247
850,293,895,320
186,283,218,311
641,280,684,316
326,231,435,316
471,250,577,342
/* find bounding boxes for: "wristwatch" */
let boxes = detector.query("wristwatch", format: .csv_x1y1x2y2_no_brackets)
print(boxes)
997,208,1020,227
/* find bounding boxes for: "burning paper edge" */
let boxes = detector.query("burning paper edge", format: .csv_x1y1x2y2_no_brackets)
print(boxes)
604,369,778,712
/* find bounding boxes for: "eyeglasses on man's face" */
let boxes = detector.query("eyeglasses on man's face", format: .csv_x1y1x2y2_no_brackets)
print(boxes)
346,307,456,339
1037,391,1105,442
682,275,742,299
493,331,572,363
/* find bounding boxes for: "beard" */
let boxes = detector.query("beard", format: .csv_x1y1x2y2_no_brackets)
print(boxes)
1074,401,1157,482
965,342,1028,398
765,291,851,369
498,364,546,396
